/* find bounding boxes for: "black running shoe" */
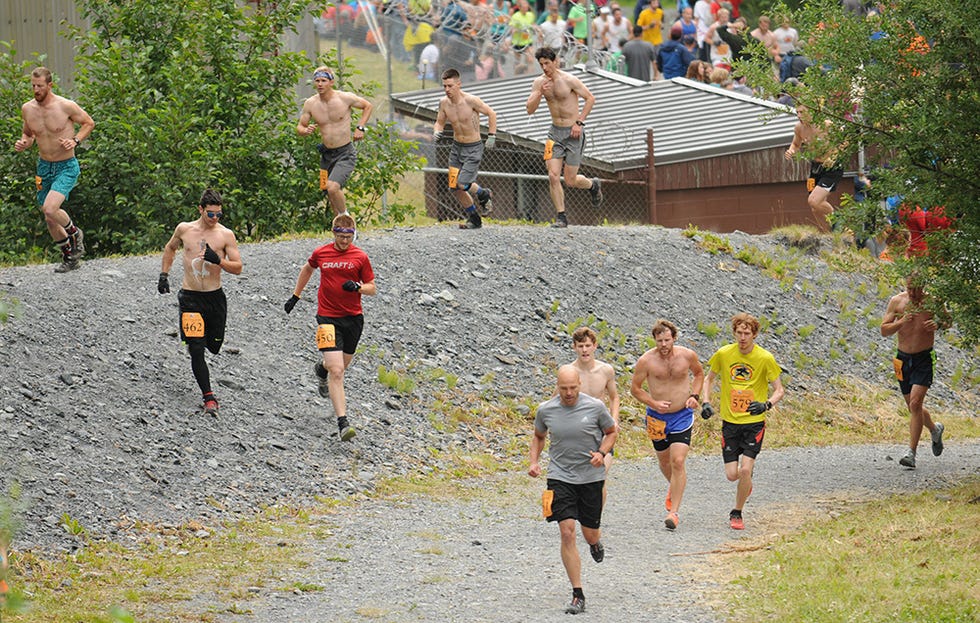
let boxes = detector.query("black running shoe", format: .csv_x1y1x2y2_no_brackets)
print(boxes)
565,596,585,614
459,212,482,229
589,178,603,208
551,212,568,228
589,541,604,563
477,188,493,216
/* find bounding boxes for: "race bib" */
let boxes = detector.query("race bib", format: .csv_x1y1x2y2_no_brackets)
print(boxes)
730,388,754,413
181,312,205,338
543,139,555,160
541,489,554,517
646,416,667,441
448,166,460,189
319,168,330,191
806,177,816,192
893,358,904,381
316,323,336,350
35,175,42,191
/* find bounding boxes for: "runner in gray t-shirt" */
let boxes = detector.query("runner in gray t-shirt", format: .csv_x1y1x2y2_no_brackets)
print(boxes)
529,365,617,615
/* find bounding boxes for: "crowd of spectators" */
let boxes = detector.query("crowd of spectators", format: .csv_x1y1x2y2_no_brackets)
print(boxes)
313,0,816,94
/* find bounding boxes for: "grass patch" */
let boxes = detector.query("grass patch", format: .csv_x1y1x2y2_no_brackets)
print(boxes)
4,506,339,623
723,478,980,622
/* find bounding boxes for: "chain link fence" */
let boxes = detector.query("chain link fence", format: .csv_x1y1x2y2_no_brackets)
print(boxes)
316,0,653,225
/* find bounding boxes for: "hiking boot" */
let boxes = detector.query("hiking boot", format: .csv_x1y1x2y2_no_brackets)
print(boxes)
551,212,568,228
589,177,603,208
665,512,679,530
899,448,916,468
589,541,604,563
729,511,744,530
203,394,219,415
665,486,672,512
314,362,329,398
459,211,482,230
564,596,585,614
54,256,80,273
477,188,493,216
70,227,85,258
340,424,356,442
931,422,944,456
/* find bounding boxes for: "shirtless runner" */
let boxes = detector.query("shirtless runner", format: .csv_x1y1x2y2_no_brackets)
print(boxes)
297,66,374,217
433,68,497,230
14,67,95,273
159,189,244,415
570,327,620,506
525,47,602,228
630,319,704,530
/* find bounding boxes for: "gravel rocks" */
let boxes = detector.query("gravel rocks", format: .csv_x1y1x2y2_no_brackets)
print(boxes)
0,224,973,555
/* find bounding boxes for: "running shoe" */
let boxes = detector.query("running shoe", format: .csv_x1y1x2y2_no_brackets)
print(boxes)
54,256,80,273
931,422,944,456
565,596,586,614
340,424,356,442
729,511,744,530
589,541,604,563
899,448,916,468
665,512,679,530
665,486,672,512
589,177,603,208
459,212,482,229
314,362,330,398
70,227,85,258
203,394,219,415
477,188,493,216
551,212,568,228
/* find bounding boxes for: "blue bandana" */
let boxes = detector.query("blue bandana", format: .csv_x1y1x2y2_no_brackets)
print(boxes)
314,70,334,80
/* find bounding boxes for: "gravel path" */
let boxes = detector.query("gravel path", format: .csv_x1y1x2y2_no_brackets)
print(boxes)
0,224,975,557
221,443,980,623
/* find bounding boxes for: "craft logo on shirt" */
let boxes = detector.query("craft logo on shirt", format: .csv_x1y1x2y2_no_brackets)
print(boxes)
321,260,355,270
728,362,754,383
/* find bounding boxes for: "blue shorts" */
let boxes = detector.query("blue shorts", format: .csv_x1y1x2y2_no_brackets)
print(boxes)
646,407,694,452
36,157,80,205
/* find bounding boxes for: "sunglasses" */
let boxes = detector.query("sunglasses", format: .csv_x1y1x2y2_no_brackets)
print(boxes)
206,211,223,219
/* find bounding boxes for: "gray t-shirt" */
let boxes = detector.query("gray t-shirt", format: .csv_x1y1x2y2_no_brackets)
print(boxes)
534,393,615,484
621,39,658,82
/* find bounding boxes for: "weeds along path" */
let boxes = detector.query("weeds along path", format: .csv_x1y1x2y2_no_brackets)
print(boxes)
220,442,980,623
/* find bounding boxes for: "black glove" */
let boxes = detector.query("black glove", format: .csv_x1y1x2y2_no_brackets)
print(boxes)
342,280,361,292
157,272,170,294
747,400,772,415
700,402,714,419
284,294,300,314
203,243,221,265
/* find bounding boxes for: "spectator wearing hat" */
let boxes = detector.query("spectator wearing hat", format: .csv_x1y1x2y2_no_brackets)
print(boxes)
657,24,695,79
593,6,612,50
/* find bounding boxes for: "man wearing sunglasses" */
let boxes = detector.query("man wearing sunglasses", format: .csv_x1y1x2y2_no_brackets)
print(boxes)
158,189,244,415
284,213,376,443
297,66,374,218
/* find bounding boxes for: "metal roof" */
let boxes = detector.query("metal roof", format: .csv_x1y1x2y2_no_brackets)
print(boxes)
391,67,798,173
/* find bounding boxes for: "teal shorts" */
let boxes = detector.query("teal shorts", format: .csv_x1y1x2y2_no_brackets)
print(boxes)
36,157,80,205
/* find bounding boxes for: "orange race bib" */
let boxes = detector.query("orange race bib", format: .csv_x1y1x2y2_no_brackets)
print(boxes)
730,388,754,413
181,312,205,338
316,323,337,350
319,168,330,191
543,139,555,160
893,358,904,381
448,166,460,189
806,177,816,192
646,416,667,441
542,489,554,517
35,175,42,191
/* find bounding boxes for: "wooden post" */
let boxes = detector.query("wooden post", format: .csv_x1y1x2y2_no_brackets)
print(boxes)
646,128,657,225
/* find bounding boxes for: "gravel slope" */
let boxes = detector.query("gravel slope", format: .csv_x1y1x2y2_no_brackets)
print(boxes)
0,223,975,558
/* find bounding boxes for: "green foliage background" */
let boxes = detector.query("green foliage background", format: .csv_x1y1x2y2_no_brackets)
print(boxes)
736,0,980,346
0,0,420,264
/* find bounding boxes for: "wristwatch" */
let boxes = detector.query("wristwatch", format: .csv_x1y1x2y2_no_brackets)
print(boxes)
356,125,366,132
575,120,585,127
73,137,81,145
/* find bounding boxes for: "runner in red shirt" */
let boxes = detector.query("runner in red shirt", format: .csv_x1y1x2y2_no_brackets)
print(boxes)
284,213,377,442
